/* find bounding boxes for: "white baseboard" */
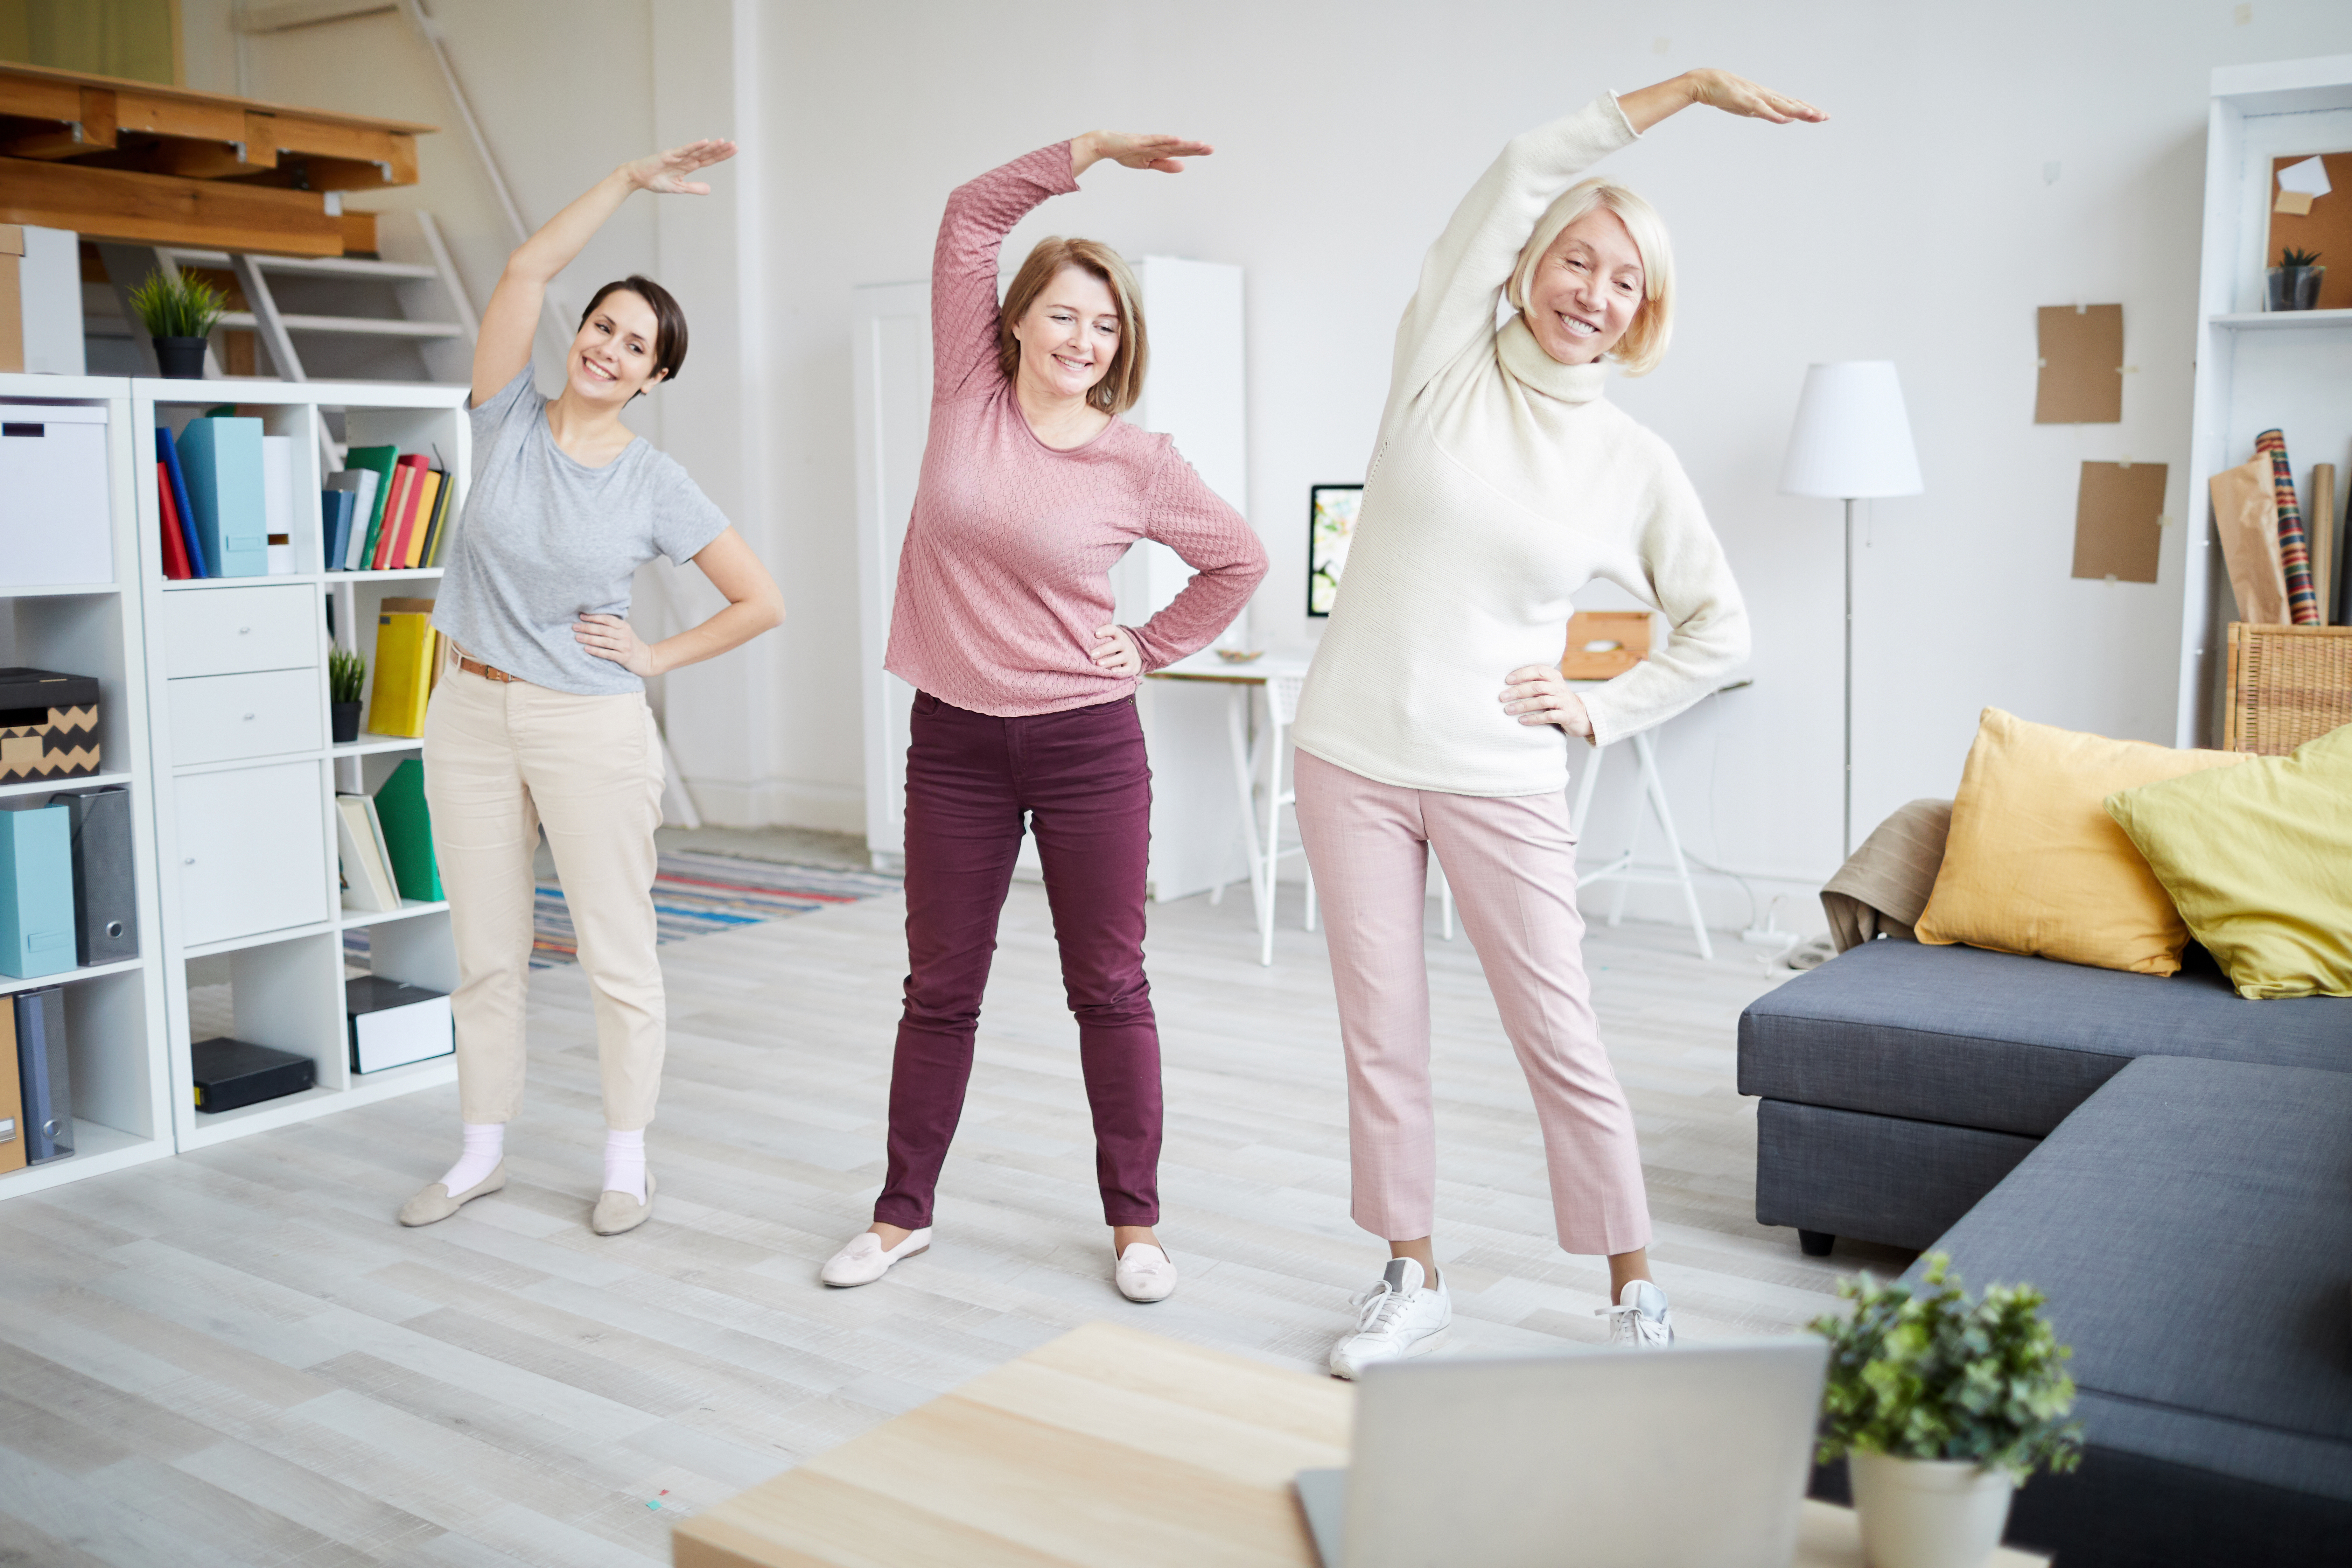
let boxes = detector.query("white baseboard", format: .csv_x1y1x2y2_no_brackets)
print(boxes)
681,776,865,833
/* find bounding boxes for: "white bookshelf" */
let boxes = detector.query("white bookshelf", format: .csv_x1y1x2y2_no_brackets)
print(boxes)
129,380,468,1152
0,372,175,1200
2179,54,2352,745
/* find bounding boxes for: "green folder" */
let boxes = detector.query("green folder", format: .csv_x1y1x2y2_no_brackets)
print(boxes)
371,758,443,902
343,444,400,573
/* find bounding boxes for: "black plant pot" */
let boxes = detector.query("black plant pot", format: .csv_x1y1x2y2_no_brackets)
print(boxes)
331,701,363,744
2264,266,2325,312
152,336,209,378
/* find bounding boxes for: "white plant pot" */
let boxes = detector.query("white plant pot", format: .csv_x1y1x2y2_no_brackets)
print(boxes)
1849,1450,2017,1568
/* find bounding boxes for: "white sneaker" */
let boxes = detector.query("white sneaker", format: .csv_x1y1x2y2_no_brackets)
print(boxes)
820,1226,931,1287
1328,1258,1451,1380
1114,1242,1179,1303
1597,1278,1674,1348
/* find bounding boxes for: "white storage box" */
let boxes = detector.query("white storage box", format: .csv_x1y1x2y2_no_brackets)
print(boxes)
0,402,111,586
346,975,454,1073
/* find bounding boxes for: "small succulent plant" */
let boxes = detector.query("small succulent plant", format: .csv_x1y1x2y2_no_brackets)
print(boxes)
2279,247,2323,270
329,646,366,705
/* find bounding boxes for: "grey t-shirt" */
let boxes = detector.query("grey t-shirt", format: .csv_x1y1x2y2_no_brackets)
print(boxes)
432,369,730,695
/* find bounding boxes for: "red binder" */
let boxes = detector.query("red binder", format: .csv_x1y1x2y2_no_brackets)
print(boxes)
157,462,192,580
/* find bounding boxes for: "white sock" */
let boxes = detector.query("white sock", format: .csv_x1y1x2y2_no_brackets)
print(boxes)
603,1127,646,1203
437,1122,504,1195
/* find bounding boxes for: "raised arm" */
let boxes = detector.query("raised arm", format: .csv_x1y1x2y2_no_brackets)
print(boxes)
931,132,1212,401
1386,71,1824,414
470,139,737,409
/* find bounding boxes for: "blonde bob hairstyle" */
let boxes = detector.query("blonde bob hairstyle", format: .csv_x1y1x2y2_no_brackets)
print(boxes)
1506,176,1674,378
997,237,1149,415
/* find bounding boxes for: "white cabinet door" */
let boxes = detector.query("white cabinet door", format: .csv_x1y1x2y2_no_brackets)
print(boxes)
168,670,322,766
162,583,318,678
0,404,111,587
175,761,327,946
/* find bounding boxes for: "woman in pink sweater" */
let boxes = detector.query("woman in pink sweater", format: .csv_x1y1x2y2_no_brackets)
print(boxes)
820,132,1267,1304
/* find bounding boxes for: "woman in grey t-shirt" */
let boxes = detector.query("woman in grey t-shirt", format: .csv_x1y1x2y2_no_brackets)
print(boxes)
398,140,783,1238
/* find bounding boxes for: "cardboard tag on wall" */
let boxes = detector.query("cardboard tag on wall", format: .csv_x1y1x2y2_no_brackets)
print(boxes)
2035,305,2123,423
2071,461,2166,583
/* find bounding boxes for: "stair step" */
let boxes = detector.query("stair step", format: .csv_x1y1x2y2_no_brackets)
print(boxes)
165,247,441,282
218,310,464,339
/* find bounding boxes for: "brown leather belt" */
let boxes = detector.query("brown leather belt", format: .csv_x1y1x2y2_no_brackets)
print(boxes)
457,654,516,683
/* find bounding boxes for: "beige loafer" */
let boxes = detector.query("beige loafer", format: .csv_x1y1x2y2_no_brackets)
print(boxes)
821,1226,931,1286
398,1162,506,1227
1114,1242,1179,1303
592,1170,656,1236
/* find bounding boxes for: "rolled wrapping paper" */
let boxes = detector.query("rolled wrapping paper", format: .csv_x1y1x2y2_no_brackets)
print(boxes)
2255,428,2321,625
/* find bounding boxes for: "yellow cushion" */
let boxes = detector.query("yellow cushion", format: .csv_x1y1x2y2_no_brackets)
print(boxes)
1914,709,2248,974
2105,723,2352,999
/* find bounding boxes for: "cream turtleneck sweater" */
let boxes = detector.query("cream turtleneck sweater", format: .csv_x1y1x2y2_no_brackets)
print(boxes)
1293,95,1750,797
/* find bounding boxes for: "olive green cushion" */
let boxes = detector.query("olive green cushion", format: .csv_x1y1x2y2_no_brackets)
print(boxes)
2105,724,2352,999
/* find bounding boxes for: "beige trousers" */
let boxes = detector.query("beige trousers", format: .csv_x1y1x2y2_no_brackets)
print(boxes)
421,655,666,1129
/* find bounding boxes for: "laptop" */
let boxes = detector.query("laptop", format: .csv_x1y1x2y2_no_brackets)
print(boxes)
1294,1338,1829,1568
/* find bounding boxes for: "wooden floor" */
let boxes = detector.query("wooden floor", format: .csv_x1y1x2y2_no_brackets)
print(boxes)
0,880,1904,1568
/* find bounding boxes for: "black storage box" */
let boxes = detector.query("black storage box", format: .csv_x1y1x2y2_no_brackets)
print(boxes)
0,668,101,784
191,1037,315,1113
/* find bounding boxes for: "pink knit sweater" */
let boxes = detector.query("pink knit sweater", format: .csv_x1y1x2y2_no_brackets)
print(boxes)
883,143,1267,718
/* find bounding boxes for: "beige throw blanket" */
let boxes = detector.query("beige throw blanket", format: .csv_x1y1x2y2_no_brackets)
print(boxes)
1822,799,1954,952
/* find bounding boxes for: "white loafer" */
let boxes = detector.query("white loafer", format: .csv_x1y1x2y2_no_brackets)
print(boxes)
821,1227,931,1287
1114,1242,1179,1303
398,1162,506,1227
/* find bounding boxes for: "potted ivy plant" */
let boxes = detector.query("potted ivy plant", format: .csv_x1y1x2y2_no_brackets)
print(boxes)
127,268,227,378
2267,246,2325,312
1809,1254,2082,1568
329,646,366,743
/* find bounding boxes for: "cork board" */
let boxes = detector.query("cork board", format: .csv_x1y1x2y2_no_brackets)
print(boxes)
2266,152,2352,311
2072,461,2167,584
2035,305,2122,423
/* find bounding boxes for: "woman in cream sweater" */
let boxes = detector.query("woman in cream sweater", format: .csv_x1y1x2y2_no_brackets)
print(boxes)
1292,69,1823,1378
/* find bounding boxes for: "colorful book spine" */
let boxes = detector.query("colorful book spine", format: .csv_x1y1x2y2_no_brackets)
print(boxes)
363,612,435,738
344,444,400,571
402,472,441,568
419,470,454,566
156,426,208,578
2255,428,2320,625
157,462,192,579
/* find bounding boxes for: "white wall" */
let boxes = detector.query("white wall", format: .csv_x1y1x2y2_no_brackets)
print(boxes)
752,0,2352,919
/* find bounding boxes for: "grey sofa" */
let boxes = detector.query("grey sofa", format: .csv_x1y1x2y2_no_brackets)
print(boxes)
1738,938,2350,1253
1742,940,2352,1563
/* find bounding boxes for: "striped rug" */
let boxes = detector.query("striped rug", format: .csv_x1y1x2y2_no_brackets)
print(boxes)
342,853,901,971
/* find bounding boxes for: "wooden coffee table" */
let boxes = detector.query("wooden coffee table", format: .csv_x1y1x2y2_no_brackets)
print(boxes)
672,1322,2047,1567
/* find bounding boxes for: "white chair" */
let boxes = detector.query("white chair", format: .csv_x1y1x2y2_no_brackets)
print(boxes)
1209,670,1317,966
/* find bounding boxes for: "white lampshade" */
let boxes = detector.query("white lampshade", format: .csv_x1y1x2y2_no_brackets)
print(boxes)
1778,361,1924,499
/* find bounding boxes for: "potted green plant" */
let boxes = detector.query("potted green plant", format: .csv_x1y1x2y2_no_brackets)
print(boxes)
2266,246,2325,312
329,646,366,743
1809,1254,2081,1568
127,268,227,378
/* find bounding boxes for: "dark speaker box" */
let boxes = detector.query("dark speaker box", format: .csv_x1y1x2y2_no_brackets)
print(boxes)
13,986,71,1162
62,787,136,965
190,1037,314,1113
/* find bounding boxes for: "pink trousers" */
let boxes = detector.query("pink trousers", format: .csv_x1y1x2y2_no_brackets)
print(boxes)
1293,748,1652,1256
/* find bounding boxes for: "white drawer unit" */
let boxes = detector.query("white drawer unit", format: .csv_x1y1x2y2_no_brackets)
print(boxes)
174,761,328,947
0,402,112,587
162,583,318,678
167,670,323,766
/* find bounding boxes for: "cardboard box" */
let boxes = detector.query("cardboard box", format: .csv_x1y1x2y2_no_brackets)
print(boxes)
0,224,85,376
0,225,22,374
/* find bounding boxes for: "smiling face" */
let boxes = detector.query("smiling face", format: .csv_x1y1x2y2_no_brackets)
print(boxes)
567,289,667,405
1522,206,1647,367
1010,265,1121,405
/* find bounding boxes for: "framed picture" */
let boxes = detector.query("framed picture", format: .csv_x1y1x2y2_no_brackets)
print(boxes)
1307,483,1362,618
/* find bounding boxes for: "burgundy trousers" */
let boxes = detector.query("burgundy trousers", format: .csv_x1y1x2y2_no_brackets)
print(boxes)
874,691,1162,1229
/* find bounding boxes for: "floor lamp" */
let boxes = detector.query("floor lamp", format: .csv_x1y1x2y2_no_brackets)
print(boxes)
1778,362,1924,859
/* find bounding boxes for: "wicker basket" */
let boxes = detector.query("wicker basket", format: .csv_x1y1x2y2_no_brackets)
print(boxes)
2223,622,2352,754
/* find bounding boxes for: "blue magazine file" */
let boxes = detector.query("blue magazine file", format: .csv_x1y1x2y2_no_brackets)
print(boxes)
174,416,268,578
156,425,209,578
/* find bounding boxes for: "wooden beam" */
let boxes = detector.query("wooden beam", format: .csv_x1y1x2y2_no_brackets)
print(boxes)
147,138,279,179
338,210,377,254
0,159,343,255
0,77,81,122
248,112,400,167
114,89,248,145
1,88,121,159
0,61,433,137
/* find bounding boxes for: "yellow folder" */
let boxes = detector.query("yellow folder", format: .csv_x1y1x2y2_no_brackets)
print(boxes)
364,612,437,738
401,472,441,568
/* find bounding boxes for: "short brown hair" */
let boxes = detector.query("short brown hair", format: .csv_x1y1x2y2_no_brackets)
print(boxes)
996,238,1147,414
580,275,688,390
